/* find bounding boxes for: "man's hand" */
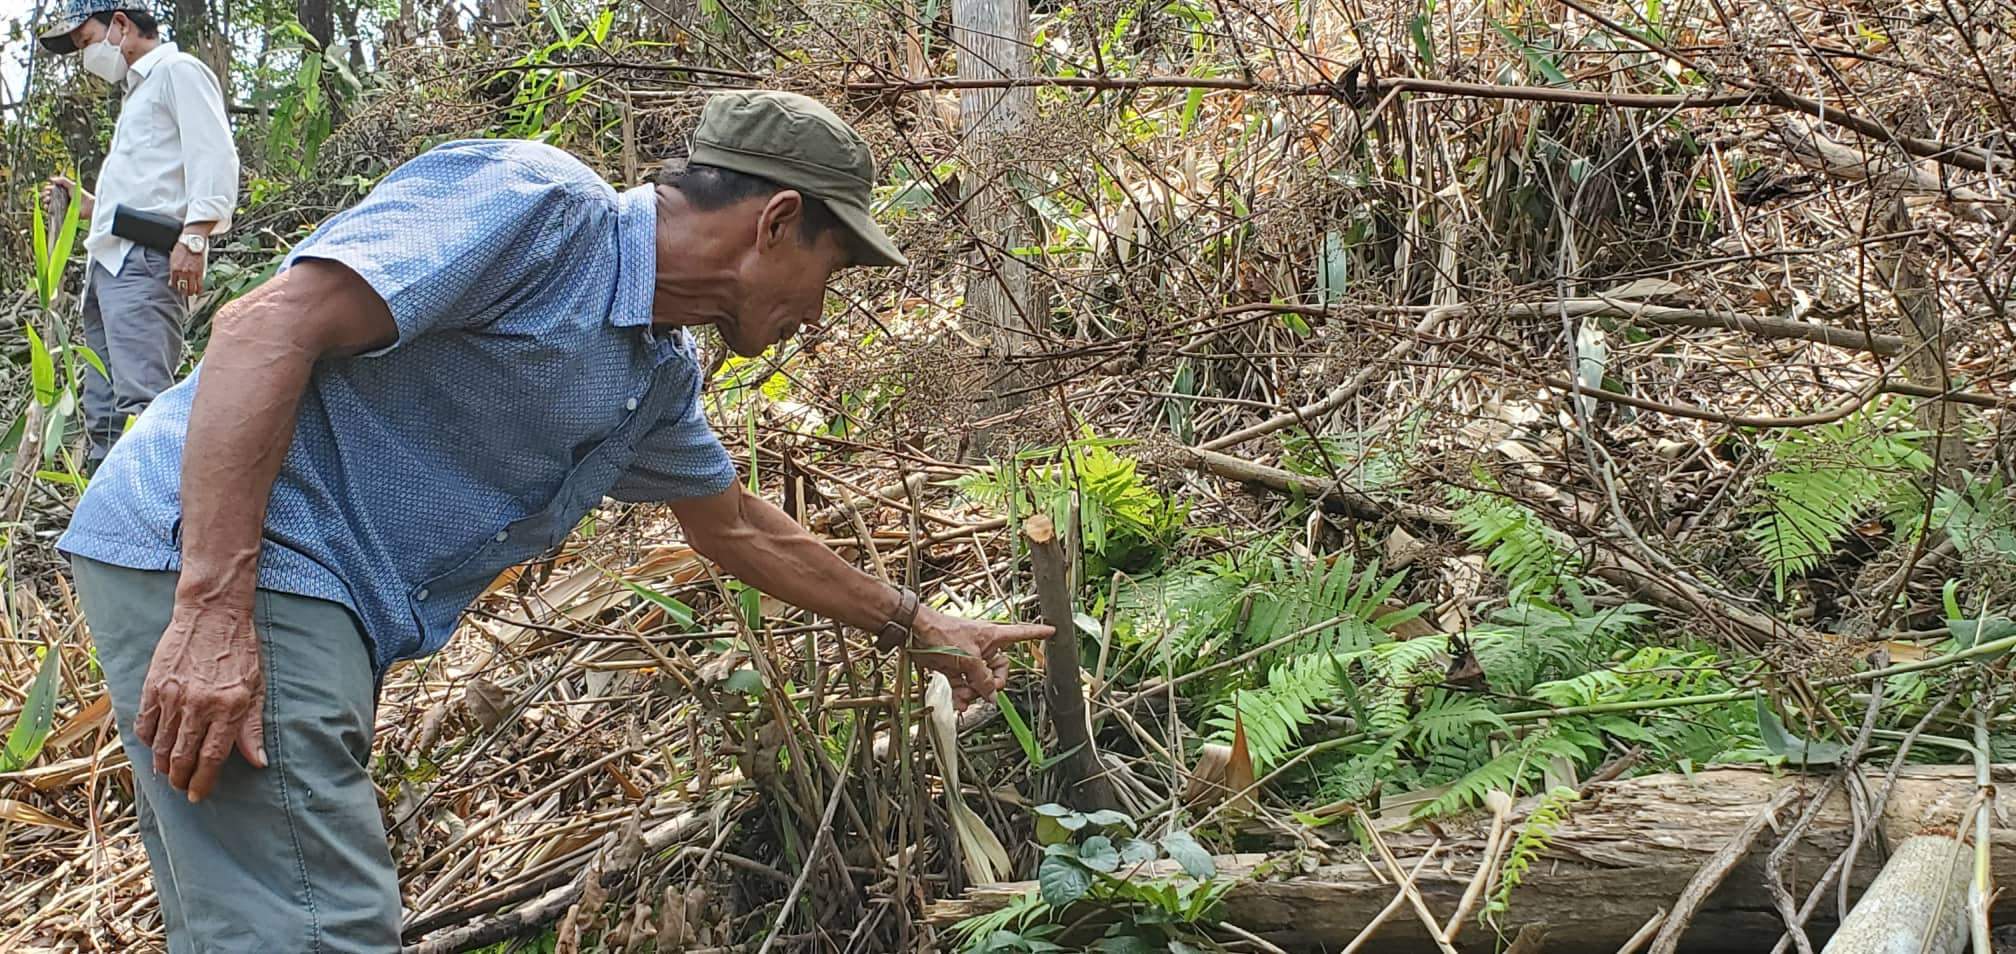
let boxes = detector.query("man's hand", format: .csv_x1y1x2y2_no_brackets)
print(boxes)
668,486,1056,711
909,606,1052,708
135,602,268,802
169,241,206,297
42,175,94,220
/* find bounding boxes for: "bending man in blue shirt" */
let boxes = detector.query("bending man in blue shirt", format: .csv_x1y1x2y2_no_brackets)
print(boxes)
58,90,1049,952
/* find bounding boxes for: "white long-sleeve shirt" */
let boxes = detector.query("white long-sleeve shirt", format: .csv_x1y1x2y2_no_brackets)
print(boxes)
85,42,240,276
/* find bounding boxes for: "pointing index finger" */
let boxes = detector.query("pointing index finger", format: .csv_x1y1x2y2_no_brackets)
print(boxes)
986,623,1056,652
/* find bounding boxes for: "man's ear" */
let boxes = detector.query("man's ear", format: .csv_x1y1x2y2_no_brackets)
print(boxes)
757,190,805,249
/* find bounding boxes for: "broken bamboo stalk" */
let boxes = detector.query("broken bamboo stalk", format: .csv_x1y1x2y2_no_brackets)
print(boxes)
1024,514,1118,812
1818,833,1973,954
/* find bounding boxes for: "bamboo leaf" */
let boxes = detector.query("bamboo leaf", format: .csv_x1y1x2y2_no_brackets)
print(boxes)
997,692,1051,768
31,198,51,307
24,323,56,407
1409,13,1437,71
0,798,81,832
49,183,82,289
614,577,695,629
1754,698,1847,766
73,344,109,383
1491,21,1570,85
2,644,64,772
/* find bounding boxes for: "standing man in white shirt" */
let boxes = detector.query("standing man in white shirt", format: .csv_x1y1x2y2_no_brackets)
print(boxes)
39,0,239,473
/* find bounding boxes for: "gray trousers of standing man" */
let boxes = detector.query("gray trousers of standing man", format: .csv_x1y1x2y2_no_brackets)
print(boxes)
69,556,403,953
80,246,187,469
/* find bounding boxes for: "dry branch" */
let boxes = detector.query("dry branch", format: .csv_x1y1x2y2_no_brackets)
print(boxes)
402,804,716,953
845,74,2005,173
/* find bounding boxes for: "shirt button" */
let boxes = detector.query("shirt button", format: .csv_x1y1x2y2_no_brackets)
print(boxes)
415,587,430,601
495,530,509,542
625,397,639,411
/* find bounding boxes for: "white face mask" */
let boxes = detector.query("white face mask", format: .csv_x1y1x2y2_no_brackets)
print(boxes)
80,22,129,84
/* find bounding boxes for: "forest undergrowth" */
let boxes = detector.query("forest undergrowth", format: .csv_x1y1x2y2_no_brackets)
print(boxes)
2,0,2014,951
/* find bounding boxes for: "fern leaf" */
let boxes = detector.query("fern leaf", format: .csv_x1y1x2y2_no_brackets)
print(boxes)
1407,694,1508,750
1746,401,1932,596
1450,481,1579,602
1488,787,1581,921
1206,654,1341,771
1417,745,1529,818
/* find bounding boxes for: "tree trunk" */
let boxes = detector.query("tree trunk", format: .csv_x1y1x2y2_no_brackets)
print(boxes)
953,0,1038,458
297,0,334,51
926,765,2016,954
171,0,231,95
1883,198,1969,489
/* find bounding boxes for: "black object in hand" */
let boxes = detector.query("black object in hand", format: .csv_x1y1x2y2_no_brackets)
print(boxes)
110,205,184,253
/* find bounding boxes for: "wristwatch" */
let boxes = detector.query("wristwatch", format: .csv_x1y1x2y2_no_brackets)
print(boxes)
178,232,208,255
874,586,920,652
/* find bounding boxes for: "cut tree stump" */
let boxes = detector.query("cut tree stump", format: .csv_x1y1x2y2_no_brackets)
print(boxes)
1024,514,1119,812
926,765,2015,953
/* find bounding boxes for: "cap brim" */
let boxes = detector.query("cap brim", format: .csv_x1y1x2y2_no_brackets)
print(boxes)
38,19,87,54
830,200,908,268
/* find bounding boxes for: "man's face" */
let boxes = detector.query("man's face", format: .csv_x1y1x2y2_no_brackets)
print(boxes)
68,13,127,54
715,192,850,358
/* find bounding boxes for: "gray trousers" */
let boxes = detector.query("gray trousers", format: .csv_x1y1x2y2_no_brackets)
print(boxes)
70,556,401,953
80,246,187,467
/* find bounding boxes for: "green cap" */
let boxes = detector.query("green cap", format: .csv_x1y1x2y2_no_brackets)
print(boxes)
688,90,908,268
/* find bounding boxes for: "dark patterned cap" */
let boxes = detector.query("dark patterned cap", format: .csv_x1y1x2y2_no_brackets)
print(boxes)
38,0,139,54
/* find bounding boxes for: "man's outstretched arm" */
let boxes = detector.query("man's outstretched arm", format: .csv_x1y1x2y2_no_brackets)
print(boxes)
668,483,1051,706
146,261,396,803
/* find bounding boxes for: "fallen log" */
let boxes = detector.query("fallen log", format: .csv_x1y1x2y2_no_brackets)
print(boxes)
925,765,2015,954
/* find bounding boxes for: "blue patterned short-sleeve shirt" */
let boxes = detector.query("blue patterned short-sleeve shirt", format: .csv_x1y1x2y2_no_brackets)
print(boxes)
58,139,738,673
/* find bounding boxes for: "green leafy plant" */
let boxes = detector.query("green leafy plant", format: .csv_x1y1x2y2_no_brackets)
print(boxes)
30,184,83,312
1280,428,1411,496
952,807,1230,953
15,184,95,486
485,10,616,145
1414,724,1604,818
2,642,63,772
1237,552,1420,664
960,439,1187,578
1450,476,1579,602
1484,786,1580,922
259,23,360,176
1746,402,1930,597
1926,475,2016,563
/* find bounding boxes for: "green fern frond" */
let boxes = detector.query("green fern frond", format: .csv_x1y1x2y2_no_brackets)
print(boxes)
1416,727,1605,819
1745,401,1931,597
1416,745,1529,818
1317,736,1406,805
1450,478,1580,602
1932,475,2016,561
1114,565,1245,665
1205,654,1342,771
949,888,1048,948
1488,786,1581,921
1281,429,1413,494
1237,551,1414,665
1406,693,1508,750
